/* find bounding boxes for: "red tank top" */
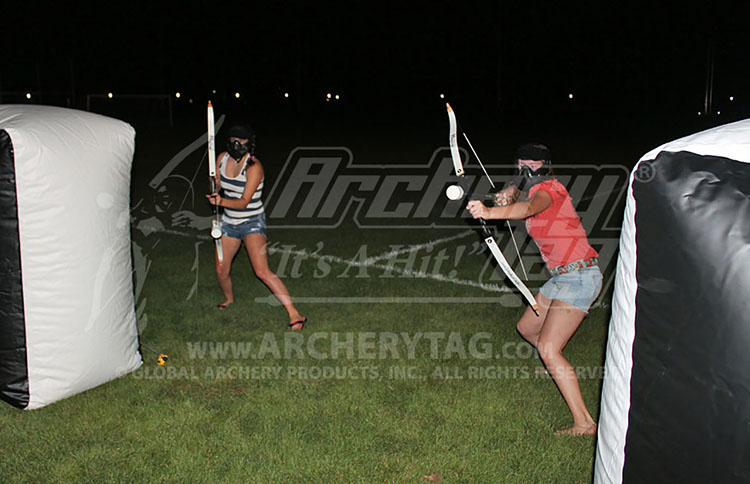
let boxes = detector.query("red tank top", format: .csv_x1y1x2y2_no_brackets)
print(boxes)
525,179,598,269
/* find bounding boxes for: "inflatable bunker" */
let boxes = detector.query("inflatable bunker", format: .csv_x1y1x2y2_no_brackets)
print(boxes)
0,105,142,410
595,119,750,483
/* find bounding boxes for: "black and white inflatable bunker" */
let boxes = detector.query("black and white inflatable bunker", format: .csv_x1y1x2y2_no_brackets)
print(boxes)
595,119,750,483
0,105,142,410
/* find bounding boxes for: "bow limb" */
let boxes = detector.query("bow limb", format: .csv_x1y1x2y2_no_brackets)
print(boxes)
450,107,528,281
207,101,224,261
446,103,538,315
483,230,538,314
446,103,464,177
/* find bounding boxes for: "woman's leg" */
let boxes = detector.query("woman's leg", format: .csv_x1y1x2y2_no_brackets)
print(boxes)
516,291,552,346
536,300,596,435
215,236,243,307
243,234,304,327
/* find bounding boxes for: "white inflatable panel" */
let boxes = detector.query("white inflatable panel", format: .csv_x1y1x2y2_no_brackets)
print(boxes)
0,105,142,409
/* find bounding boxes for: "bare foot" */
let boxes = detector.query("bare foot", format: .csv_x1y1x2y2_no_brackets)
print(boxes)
217,300,233,309
554,422,597,436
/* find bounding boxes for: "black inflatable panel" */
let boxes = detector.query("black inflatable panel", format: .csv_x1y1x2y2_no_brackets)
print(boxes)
624,151,750,483
0,129,29,409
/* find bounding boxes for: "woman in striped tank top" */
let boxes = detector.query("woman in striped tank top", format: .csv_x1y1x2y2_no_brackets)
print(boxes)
206,124,306,330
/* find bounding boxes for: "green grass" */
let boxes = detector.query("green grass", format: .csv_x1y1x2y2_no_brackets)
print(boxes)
0,227,608,484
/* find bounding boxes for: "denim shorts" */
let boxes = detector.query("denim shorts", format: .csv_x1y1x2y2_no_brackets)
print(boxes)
540,266,602,313
221,213,268,240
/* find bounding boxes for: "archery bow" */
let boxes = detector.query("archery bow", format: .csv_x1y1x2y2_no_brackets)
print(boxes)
446,103,538,315
207,101,224,261
455,113,528,280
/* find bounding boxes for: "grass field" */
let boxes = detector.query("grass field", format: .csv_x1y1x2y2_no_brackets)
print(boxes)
0,229,609,483
2,107,710,483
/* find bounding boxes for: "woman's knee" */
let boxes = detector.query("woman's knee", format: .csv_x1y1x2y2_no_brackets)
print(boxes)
536,337,561,363
516,320,533,339
216,264,231,279
516,318,541,344
253,268,276,283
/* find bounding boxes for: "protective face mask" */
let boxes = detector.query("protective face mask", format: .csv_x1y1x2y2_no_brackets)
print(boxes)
515,163,551,190
226,140,249,160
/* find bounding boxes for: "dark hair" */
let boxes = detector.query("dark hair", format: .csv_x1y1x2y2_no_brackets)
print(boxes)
515,143,554,177
226,123,254,141
515,143,551,163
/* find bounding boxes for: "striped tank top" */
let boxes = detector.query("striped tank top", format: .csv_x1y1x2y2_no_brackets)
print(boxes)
219,153,264,224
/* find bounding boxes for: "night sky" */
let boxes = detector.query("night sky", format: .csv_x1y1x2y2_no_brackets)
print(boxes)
1,1,748,119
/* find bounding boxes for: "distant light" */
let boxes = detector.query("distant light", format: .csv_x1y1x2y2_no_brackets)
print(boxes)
107,92,113,99
717,111,721,115
175,92,181,99
326,93,332,99
234,92,241,99
189,99,194,104
335,94,340,100
729,96,734,101
325,98,330,102
25,93,31,100
568,93,574,99
698,111,702,116
439,93,445,99
212,89,217,94
284,92,289,98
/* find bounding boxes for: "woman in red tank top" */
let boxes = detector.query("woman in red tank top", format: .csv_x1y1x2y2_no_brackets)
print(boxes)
467,143,601,436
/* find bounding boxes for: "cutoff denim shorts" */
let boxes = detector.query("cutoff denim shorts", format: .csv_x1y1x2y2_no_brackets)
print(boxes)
221,213,268,240
539,266,602,313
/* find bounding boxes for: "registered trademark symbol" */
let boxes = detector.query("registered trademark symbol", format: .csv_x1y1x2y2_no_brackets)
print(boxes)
634,161,656,183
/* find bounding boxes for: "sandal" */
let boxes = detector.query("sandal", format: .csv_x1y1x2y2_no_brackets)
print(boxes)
288,317,307,331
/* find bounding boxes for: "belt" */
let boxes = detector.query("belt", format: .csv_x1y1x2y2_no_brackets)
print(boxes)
549,257,598,276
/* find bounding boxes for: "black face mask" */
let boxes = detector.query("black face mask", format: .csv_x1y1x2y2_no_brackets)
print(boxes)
226,140,249,160
515,162,551,190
